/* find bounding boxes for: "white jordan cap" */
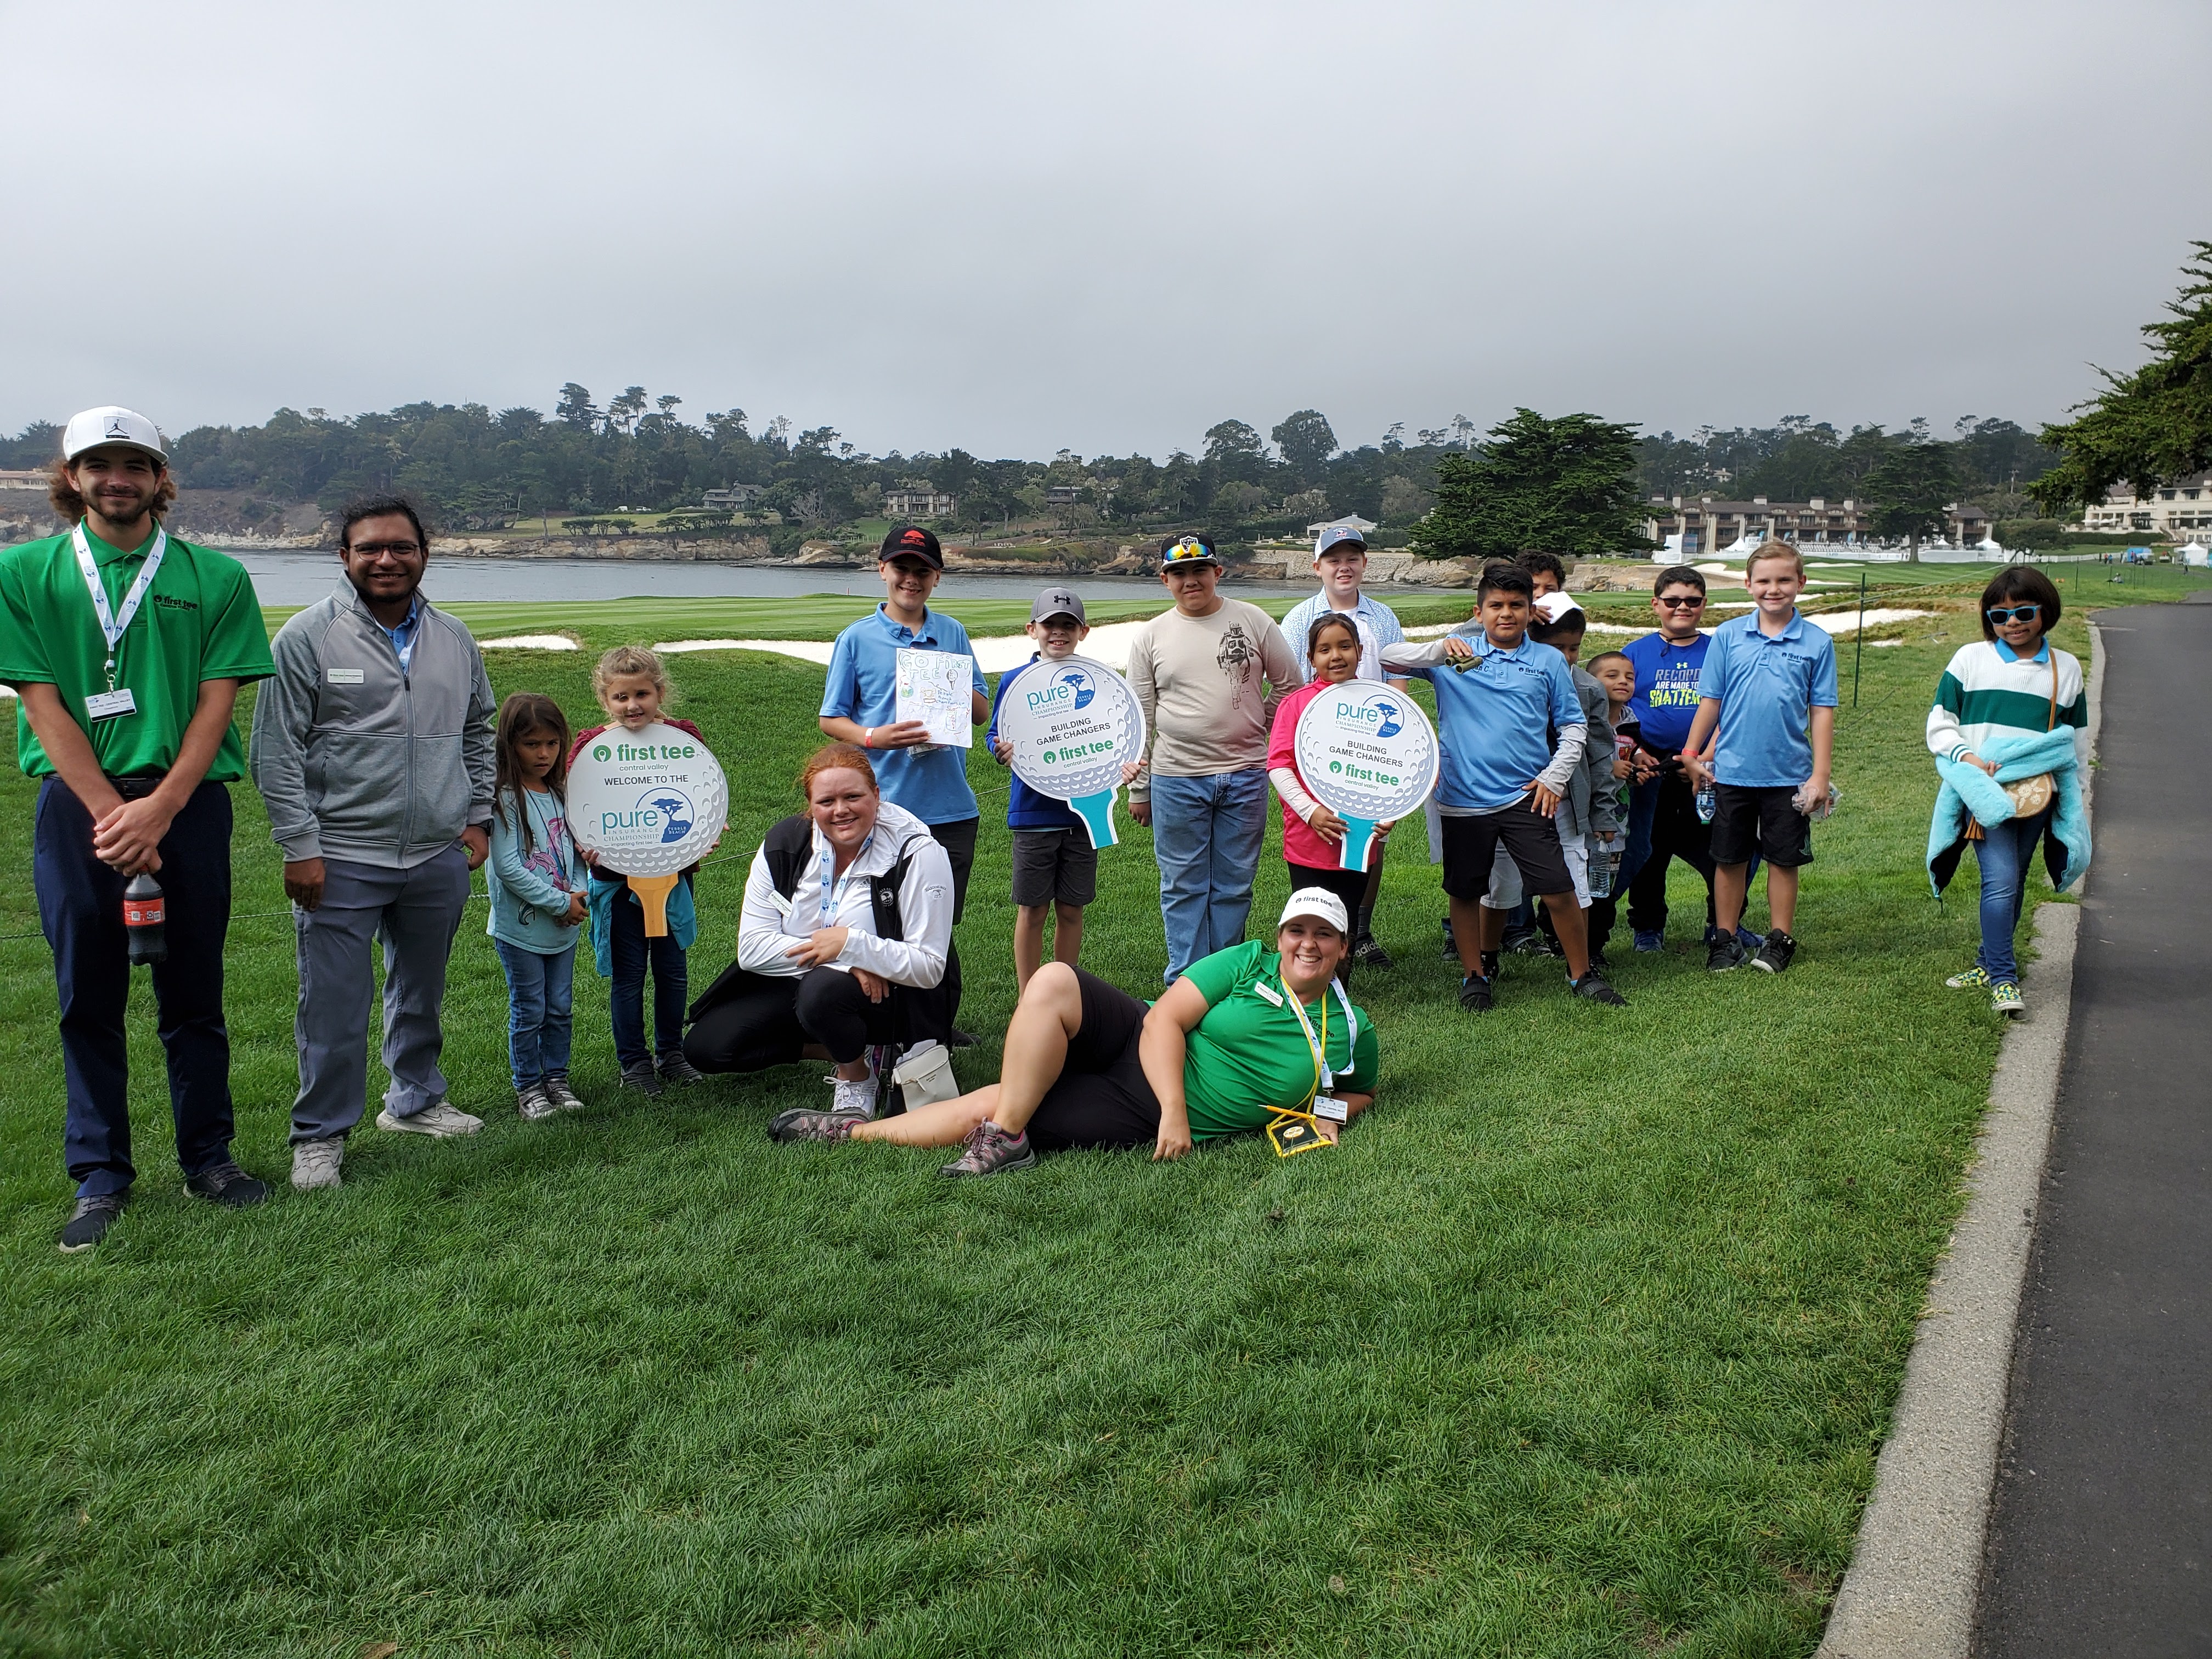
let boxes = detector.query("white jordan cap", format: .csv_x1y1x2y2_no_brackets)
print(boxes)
63,407,167,465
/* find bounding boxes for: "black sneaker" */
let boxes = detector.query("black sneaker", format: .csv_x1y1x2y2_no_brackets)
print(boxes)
58,1194,126,1253
1751,930,1797,974
657,1051,706,1087
1351,934,1394,969
1503,927,1544,956
1571,970,1628,1006
1458,973,1494,1012
620,1059,665,1097
1440,917,1457,962
1479,950,1501,981
183,1160,268,1209
1707,933,1748,973
1588,946,1611,973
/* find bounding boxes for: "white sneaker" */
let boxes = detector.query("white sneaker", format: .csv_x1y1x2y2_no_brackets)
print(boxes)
376,1101,484,1138
830,1073,878,1120
291,1138,344,1190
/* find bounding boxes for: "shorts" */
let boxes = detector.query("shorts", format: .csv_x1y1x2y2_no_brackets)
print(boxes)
1441,807,1572,902
1011,828,1098,908
1485,839,1592,910
1709,783,1814,868
1023,967,1161,1153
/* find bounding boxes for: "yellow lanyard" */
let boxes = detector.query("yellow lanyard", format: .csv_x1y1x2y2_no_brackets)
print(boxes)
1278,977,1331,1116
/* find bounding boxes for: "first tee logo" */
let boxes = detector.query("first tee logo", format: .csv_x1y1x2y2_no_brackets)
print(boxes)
592,743,612,762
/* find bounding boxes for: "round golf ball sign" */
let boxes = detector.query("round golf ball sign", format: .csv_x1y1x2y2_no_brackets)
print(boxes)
994,656,1147,848
567,722,729,935
1293,686,1440,871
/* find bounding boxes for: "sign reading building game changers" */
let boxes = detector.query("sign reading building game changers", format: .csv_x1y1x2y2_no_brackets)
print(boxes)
994,655,1147,849
1293,684,1440,871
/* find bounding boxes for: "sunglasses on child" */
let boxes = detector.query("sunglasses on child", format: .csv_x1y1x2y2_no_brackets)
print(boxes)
1657,594,1706,608
1986,604,2042,624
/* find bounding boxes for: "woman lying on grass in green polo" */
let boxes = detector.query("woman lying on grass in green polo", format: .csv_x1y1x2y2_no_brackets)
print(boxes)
768,887,1380,1175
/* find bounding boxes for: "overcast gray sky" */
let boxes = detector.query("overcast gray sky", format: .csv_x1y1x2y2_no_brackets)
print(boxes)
4,0,2207,459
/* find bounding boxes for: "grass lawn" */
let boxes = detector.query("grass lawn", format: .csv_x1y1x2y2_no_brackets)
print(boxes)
0,575,2189,1656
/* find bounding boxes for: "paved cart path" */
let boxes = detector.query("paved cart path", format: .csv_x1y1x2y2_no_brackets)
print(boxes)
1978,598,2212,1656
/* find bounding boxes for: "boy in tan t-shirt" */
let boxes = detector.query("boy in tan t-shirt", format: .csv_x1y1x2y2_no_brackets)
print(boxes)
1126,533,1299,983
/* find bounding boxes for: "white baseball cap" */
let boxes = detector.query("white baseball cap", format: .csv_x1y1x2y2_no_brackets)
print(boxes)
1278,887,1350,934
63,407,168,465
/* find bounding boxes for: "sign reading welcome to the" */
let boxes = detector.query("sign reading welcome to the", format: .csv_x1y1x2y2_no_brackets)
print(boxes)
568,721,729,934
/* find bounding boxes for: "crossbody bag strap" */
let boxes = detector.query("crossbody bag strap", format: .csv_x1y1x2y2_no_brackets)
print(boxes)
2046,653,2058,732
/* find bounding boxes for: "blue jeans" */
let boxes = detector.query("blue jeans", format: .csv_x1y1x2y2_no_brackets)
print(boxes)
1150,769,1269,982
1972,805,2053,986
495,939,577,1088
607,897,687,1066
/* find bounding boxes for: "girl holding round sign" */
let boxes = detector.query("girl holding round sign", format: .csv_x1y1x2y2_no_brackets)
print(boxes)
1267,614,1439,986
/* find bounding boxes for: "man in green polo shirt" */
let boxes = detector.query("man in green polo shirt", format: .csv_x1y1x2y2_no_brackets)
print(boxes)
0,406,275,1252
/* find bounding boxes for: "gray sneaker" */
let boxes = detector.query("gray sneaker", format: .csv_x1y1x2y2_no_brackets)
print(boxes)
375,1102,484,1138
656,1051,707,1087
939,1120,1038,1178
541,1074,586,1112
291,1138,344,1191
767,1109,860,1143
516,1082,559,1122
58,1193,126,1252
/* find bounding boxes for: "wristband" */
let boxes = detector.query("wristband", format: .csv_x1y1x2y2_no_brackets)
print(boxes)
863,727,874,749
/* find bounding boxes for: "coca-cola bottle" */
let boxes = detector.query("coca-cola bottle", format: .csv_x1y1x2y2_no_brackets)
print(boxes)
123,871,167,966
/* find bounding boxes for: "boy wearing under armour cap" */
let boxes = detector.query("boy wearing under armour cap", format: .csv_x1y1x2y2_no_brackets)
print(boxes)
0,408,276,1250
1279,523,1408,968
989,588,1100,991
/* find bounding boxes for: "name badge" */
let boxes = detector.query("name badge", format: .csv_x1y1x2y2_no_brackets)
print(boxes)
1251,979,1284,1006
85,688,138,721
1313,1096,1349,1123
326,667,365,685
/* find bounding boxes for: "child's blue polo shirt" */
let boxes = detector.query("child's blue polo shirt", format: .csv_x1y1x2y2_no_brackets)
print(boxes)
1400,634,1583,812
1696,609,1839,787
820,604,988,825
1621,630,1710,751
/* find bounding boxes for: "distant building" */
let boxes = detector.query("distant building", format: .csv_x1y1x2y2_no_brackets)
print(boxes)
0,469,46,492
702,484,766,511
1045,485,1082,507
1644,495,1991,554
885,486,957,519
1305,514,1379,540
2081,471,2212,538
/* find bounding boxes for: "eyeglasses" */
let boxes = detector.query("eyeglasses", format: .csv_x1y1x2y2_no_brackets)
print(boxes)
1657,594,1706,608
1986,604,2042,624
348,540,422,558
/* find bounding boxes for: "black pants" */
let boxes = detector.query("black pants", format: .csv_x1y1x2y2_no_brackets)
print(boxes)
33,778,236,1197
1024,968,1161,1153
928,816,979,924
683,966,902,1072
1626,773,1717,939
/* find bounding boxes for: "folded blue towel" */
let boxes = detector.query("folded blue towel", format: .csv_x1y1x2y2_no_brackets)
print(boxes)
1927,727,2089,895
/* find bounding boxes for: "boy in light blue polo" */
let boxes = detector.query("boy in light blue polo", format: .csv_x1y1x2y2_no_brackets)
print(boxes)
818,524,989,919
1681,541,1837,974
1383,565,1626,1010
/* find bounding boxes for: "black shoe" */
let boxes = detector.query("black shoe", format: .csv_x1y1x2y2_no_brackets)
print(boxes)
1751,930,1797,974
1707,934,1748,973
1458,973,1494,1012
58,1194,126,1253
767,1108,859,1143
1571,970,1628,1006
656,1051,706,1087
947,1028,978,1049
1350,934,1394,969
1479,950,1501,981
1588,946,1611,973
183,1160,268,1209
1440,918,1457,962
620,1059,665,1097
1503,927,1544,956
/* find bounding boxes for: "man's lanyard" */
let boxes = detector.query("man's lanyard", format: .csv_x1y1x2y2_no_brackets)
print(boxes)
816,830,874,927
72,522,168,693
1279,975,1357,1105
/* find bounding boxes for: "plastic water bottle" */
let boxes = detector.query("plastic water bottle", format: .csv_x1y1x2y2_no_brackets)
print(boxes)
1588,848,1613,898
123,871,167,966
1694,785,1717,824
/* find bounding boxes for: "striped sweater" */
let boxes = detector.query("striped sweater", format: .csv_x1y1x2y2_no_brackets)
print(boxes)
1926,639,2088,772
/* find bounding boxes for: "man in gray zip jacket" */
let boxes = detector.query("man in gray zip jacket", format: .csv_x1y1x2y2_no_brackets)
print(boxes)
250,495,496,1191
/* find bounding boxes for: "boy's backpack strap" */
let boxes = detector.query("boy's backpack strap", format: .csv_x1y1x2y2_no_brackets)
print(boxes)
762,815,814,901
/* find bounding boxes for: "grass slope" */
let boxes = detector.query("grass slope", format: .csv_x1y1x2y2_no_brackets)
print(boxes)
0,577,2186,1656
